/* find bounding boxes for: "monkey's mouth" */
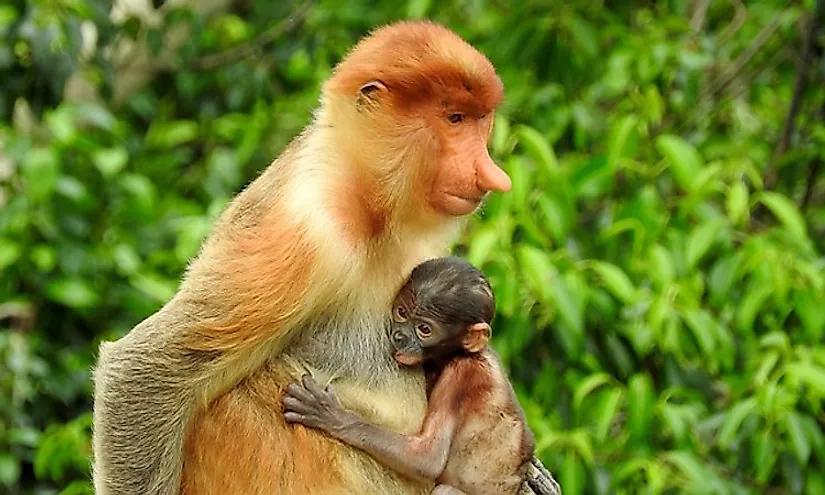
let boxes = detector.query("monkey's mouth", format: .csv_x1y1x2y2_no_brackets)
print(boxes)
393,351,422,366
442,192,485,215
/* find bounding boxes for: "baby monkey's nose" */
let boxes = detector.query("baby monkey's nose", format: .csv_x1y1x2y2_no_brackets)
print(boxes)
391,331,407,346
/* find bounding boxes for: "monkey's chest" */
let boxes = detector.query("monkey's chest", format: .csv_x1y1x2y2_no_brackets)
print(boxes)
279,315,430,435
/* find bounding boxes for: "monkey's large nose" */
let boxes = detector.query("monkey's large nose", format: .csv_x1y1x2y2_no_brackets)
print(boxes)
476,154,512,193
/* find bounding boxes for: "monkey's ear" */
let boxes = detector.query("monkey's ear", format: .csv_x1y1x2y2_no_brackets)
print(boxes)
463,322,491,353
357,80,388,106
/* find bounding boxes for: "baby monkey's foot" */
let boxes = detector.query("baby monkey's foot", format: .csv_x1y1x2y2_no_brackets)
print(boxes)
282,374,354,435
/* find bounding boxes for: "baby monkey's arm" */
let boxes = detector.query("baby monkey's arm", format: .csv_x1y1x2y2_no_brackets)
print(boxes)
283,374,458,484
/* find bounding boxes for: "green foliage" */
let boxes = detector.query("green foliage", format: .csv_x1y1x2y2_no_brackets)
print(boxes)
2,0,825,493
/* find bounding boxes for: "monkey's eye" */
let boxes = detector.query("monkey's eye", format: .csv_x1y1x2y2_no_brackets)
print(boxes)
447,113,464,124
394,306,408,321
416,324,432,338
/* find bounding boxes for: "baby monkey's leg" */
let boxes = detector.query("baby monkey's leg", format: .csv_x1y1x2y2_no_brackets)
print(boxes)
432,484,466,494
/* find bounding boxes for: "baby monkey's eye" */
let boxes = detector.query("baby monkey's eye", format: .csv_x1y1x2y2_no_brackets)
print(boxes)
394,306,408,321
416,324,432,338
447,112,464,124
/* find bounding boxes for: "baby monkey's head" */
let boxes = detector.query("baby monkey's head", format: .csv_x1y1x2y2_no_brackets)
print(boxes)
390,256,495,366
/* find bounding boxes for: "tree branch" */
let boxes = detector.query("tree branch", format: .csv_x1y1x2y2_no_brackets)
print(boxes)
190,2,315,70
768,0,824,182
700,15,782,102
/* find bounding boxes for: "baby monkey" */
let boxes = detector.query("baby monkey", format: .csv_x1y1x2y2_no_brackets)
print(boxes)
283,256,560,495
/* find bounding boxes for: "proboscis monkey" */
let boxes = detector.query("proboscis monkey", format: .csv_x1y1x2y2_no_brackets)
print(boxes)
92,21,511,494
283,256,562,495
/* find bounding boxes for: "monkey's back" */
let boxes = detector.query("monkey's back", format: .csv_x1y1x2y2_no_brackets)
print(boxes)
440,350,535,495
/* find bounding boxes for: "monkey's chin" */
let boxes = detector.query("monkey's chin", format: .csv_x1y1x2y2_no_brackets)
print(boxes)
393,352,423,366
438,193,483,216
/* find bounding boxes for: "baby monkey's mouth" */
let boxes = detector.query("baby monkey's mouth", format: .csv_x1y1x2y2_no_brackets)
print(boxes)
393,351,422,366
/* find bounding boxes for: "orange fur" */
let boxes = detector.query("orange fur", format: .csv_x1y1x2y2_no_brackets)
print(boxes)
331,166,390,243
326,21,503,116
181,366,346,494
184,207,318,353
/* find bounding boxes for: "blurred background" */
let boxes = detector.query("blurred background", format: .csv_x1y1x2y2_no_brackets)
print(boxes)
2,0,825,493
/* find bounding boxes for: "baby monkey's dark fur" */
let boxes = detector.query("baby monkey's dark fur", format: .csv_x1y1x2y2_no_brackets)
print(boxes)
283,257,561,495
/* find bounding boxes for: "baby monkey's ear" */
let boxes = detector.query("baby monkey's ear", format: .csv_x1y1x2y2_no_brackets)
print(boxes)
463,322,491,353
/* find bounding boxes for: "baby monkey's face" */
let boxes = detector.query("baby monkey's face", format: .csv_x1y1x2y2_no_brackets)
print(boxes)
388,275,493,367
389,281,451,366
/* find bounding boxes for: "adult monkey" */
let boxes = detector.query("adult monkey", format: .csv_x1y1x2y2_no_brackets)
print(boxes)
92,20,511,494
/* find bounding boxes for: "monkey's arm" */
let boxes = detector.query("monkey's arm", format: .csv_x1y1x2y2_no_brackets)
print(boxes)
93,206,328,495
283,374,460,483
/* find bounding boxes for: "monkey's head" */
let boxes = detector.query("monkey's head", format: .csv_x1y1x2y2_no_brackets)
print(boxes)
389,256,495,366
320,21,511,220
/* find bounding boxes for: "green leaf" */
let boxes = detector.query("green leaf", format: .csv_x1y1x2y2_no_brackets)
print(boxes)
785,363,825,396
807,475,825,495
588,260,637,303
514,125,559,176
655,135,703,191
784,412,811,465
45,278,100,309
685,220,723,270
146,120,199,148
547,275,584,339
612,458,648,486
648,244,675,286
708,253,743,303
753,351,779,386
726,181,749,226
507,155,531,212
627,373,654,445
573,373,613,411
568,430,595,466
567,15,599,59
737,282,772,333
752,430,776,483
130,272,177,303
594,388,623,443
516,245,554,303
491,113,511,156
663,451,706,486
660,404,687,444
536,195,570,245
0,454,20,487
757,191,809,243
795,291,825,341
30,245,57,272
681,309,716,356
0,238,21,270
518,246,584,336
466,226,498,267
561,451,585,495
406,0,433,18
717,397,757,447
22,148,59,200
607,115,638,169
92,147,129,178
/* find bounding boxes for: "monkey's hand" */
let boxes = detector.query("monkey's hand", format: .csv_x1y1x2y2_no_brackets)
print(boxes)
282,374,357,436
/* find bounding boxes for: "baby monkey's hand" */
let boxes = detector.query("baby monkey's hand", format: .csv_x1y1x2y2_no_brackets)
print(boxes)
282,374,354,435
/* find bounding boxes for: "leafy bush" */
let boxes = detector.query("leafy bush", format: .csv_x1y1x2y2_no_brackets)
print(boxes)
2,0,824,493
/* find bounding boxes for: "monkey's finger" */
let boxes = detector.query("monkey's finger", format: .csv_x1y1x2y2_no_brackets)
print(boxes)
285,412,322,429
284,382,315,402
301,374,325,395
282,396,318,415
284,412,310,425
